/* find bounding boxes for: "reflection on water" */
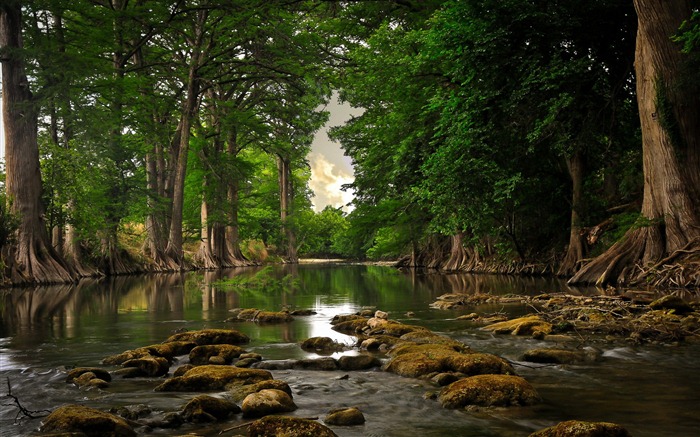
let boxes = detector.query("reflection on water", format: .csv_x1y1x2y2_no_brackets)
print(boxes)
0,265,698,437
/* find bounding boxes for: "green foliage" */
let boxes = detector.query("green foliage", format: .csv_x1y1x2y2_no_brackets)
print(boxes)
212,266,299,293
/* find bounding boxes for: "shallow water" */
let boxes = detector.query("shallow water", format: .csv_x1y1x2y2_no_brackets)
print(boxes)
1,264,699,436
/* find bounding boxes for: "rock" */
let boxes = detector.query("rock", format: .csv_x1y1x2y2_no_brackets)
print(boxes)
101,341,195,365
73,372,110,389
330,314,367,325
235,358,260,368
431,372,462,386
399,331,471,350
173,364,195,377
482,315,553,336
384,344,514,379
521,348,599,364
113,367,146,378
110,404,151,421
457,313,480,320
140,411,183,429
189,344,246,365
300,337,343,352
292,357,338,371
439,375,541,408
154,365,272,392
122,355,170,377
324,407,365,426
241,389,297,418
40,405,136,436
164,328,250,345
374,310,389,319
229,379,293,402
247,415,338,437
253,360,296,370
337,354,381,371
236,308,294,323
649,295,694,315
290,309,317,316
359,335,405,350
66,367,112,384
367,320,429,337
528,420,631,436
181,395,241,423
331,317,369,333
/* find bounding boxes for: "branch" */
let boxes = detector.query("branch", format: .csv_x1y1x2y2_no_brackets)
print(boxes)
3,378,51,422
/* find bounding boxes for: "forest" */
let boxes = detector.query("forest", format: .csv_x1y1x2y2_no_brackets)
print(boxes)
1,0,699,288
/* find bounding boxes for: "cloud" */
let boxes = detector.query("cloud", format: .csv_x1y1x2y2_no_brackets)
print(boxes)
308,151,355,212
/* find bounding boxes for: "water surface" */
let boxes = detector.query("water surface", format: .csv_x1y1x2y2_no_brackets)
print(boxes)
1,264,698,436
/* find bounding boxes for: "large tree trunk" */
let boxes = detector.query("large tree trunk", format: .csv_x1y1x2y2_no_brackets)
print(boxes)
225,130,252,266
557,150,587,276
1,2,73,284
277,154,298,263
442,232,469,272
570,0,700,287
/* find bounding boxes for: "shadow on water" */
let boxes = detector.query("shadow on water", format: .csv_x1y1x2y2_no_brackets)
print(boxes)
0,265,698,436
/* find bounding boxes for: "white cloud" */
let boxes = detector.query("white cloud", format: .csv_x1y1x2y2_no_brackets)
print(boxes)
308,151,354,212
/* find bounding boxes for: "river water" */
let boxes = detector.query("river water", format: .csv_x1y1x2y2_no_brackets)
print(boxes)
1,264,698,436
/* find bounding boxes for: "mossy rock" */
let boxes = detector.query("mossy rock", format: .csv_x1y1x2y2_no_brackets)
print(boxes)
521,348,599,364
331,318,369,333
122,355,170,377
528,419,631,436
439,374,541,408
181,395,241,423
189,344,246,365
73,372,110,389
292,357,339,371
229,379,293,402
164,328,250,345
337,354,381,371
383,350,451,378
399,331,471,350
330,314,367,325
324,407,366,426
482,315,552,336
101,341,195,366
66,368,112,384
387,343,466,357
40,405,136,436
154,365,272,392
366,320,429,337
247,415,338,437
236,308,293,323
649,295,694,315
445,352,515,376
300,336,344,352
358,335,406,350
241,388,297,418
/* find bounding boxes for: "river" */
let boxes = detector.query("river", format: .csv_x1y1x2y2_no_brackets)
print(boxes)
1,264,698,436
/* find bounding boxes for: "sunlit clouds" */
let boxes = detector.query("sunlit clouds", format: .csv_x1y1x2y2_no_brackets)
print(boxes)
309,151,355,212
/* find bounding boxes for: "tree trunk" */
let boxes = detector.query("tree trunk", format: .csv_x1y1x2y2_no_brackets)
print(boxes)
570,0,700,287
225,130,252,265
557,150,587,276
277,154,298,263
1,2,73,284
442,232,469,271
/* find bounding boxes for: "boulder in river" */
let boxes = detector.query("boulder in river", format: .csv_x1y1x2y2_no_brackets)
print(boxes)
241,388,297,418
189,344,246,365
73,372,110,389
324,406,366,426
229,379,293,402
164,328,250,345
247,415,338,437
40,404,136,436
154,365,272,392
300,336,345,353
439,374,541,408
66,367,112,385
236,308,294,323
528,419,631,436
181,394,241,423
102,341,195,365
337,354,381,371
122,355,170,377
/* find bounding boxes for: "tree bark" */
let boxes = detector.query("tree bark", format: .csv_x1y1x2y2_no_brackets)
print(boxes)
1,1,73,284
557,150,587,276
277,154,298,263
442,232,469,271
570,0,700,286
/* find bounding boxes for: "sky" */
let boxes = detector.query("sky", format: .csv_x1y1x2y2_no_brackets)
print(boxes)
0,89,359,212
308,96,362,212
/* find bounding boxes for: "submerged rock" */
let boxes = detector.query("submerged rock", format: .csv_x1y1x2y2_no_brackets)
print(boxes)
241,388,297,418
181,395,241,423
324,406,366,426
40,404,136,436
164,328,250,345
154,365,272,392
247,415,338,437
439,374,541,408
528,420,631,436
66,367,112,384
521,347,600,364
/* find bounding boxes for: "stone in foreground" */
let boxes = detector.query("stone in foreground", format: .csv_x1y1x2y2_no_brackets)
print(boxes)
40,404,136,436
154,365,271,391
324,406,366,426
439,374,541,408
528,420,631,436
247,416,338,437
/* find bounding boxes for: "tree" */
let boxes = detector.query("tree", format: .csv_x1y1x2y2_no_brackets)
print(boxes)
1,0,73,284
570,1,700,286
